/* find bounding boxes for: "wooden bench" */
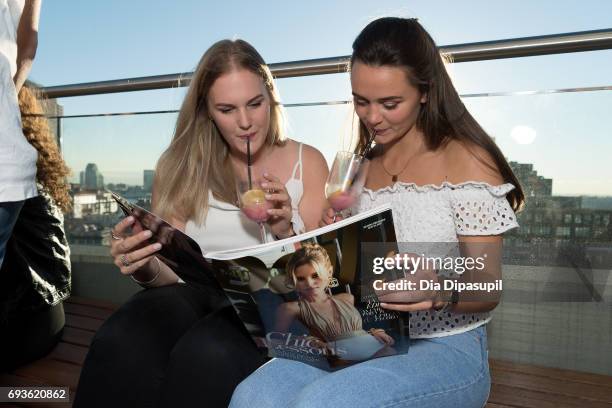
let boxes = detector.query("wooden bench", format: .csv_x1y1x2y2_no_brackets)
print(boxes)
0,297,115,407
2,297,611,407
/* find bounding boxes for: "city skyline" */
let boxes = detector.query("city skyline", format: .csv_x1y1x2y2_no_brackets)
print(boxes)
72,163,155,191
73,159,612,205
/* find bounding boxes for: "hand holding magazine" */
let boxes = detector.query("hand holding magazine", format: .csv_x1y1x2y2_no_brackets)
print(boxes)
111,192,409,371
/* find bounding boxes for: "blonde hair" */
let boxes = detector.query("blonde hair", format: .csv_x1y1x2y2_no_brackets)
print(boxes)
286,244,334,288
154,39,286,224
18,85,72,213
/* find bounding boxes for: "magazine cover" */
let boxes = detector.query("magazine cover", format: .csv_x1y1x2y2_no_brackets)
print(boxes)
111,192,409,371
206,204,410,371
109,191,232,310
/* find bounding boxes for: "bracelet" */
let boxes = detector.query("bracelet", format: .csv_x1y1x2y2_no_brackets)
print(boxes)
130,257,162,287
438,301,453,314
274,223,296,240
436,289,459,313
368,328,385,335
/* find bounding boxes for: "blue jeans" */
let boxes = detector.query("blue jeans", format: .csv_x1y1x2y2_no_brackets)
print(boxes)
0,200,24,268
230,325,490,408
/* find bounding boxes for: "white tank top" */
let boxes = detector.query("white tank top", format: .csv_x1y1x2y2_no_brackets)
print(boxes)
185,143,306,253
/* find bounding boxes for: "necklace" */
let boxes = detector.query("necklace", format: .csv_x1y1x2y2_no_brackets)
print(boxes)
380,157,411,182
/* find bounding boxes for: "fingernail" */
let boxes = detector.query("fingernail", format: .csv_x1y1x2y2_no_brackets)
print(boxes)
265,194,271,199
143,230,152,238
153,243,162,250
380,303,388,307
261,182,268,187
126,216,134,223
263,172,269,177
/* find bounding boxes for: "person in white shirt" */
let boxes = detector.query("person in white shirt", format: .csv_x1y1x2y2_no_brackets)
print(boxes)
0,0,41,267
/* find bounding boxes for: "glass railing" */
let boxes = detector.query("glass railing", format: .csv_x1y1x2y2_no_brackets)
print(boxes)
58,112,178,301
53,87,612,376
33,33,612,376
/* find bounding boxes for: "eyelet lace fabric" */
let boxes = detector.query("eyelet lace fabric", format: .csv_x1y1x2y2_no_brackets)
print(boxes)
357,181,519,338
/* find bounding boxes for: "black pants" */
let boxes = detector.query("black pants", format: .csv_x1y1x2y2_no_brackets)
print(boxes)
0,302,65,372
73,284,265,408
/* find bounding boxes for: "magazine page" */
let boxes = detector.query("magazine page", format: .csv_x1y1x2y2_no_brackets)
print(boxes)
109,192,225,295
207,206,410,371
111,192,408,371
203,204,394,260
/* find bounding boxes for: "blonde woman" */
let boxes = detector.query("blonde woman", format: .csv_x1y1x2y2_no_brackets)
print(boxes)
75,40,328,408
276,243,394,362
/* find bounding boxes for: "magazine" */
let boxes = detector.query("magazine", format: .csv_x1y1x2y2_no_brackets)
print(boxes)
110,192,409,371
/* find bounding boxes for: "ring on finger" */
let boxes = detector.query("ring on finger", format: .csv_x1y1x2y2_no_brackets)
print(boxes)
110,229,123,240
120,254,131,267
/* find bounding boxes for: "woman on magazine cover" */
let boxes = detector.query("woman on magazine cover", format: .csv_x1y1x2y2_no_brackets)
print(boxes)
230,17,523,407
74,39,328,408
274,243,394,364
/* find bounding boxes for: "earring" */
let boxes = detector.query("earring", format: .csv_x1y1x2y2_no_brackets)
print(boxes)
328,277,339,288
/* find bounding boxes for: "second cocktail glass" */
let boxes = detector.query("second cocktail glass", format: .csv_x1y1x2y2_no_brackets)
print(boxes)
325,151,369,221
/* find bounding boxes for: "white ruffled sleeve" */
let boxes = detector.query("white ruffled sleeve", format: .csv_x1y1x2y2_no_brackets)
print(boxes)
449,183,519,236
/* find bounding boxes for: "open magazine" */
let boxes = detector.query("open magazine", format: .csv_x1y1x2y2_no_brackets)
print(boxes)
111,192,409,371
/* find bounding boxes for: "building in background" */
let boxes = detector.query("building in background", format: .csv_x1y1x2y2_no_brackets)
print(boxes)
143,170,154,192
510,161,552,197
71,191,117,219
84,163,104,190
505,162,612,268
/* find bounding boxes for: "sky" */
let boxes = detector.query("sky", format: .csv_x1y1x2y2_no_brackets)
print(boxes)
28,0,612,195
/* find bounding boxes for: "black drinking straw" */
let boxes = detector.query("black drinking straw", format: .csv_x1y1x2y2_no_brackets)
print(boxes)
247,138,253,189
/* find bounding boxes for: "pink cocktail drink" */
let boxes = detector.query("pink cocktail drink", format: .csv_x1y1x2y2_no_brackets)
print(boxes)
241,189,271,222
242,205,270,222
327,190,355,212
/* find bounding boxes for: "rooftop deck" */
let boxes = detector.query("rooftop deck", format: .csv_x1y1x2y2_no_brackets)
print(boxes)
2,297,611,407
0,297,113,407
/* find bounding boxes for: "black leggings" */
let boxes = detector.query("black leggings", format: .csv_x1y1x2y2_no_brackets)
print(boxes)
73,284,265,408
0,302,65,372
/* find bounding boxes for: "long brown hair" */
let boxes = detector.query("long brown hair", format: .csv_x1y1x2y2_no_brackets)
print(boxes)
351,17,524,211
18,85,72,213
154,39,286,224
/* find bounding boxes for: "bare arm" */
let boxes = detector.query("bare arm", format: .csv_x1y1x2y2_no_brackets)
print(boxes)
381,143,508,314
444,141,505,313
127,219,183,288
274,301,299,332
110,181,183,287
132,181,184,286
445,235,502,314
14,0,41,92
299,144,329,231
110,216,181,287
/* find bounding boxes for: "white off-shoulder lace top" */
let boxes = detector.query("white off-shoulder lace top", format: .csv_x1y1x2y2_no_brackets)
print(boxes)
356,181,519,338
